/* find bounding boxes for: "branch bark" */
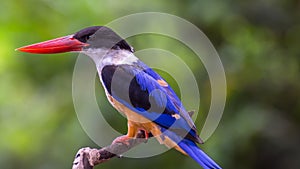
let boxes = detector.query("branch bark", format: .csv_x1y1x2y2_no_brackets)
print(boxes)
72,131,148,169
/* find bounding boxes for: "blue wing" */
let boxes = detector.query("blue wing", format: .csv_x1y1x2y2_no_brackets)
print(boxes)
101,61,201,143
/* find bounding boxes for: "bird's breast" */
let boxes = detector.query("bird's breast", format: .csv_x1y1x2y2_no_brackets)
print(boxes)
103,87,187,155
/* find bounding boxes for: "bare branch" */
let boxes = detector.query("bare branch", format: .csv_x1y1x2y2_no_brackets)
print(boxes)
72,131,148,169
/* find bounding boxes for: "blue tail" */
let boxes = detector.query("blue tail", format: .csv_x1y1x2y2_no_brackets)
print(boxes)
160,128,221,168
178,139,222,169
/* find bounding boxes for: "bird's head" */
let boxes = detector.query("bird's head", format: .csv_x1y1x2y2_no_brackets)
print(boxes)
16,26,134,54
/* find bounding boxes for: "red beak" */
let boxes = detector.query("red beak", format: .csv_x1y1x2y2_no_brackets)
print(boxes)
16,35,88,54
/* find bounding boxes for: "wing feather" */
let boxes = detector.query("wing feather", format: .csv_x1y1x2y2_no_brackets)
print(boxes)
101,63,202,143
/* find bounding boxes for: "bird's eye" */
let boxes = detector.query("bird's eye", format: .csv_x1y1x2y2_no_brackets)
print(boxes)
85,35,91,41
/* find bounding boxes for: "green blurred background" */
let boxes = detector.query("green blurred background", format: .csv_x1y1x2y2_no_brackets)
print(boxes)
1,0,300,168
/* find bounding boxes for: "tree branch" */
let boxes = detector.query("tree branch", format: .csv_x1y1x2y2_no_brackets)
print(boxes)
72,131,148,169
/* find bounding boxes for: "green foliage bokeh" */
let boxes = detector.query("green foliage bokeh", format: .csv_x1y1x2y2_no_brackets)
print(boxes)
0,0,299,169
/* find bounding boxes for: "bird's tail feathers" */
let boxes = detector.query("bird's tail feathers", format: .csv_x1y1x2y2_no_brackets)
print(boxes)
178,139,222,169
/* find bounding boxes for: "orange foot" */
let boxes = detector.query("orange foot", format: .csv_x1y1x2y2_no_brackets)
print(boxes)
137,129,150,139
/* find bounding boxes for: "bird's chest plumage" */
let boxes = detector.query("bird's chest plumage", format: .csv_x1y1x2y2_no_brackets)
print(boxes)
105,91,153,127
104,92,186,154
104,87,163,138
97,50,160,135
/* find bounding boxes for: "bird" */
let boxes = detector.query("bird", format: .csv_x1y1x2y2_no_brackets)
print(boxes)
16,26,221,169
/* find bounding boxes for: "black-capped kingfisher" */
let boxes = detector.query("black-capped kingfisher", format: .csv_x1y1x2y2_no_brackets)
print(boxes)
16,26,221,169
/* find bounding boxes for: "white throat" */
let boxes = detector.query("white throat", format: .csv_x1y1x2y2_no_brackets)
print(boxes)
81,48,138,71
